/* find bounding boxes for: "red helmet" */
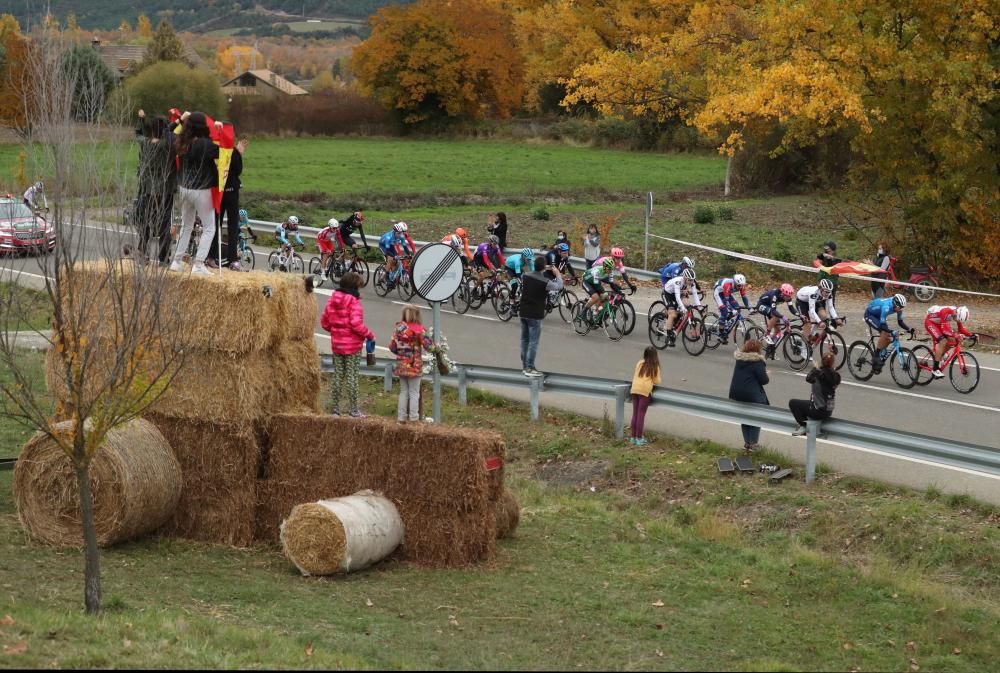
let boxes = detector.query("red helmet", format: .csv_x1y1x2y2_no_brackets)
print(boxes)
610,247,625,259
353,211,363,222
455,227,467,239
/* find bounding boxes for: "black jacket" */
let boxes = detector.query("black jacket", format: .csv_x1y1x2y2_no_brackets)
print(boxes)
806,366,840,413
520,270,562,320
728,350,769,405
224,148,242,192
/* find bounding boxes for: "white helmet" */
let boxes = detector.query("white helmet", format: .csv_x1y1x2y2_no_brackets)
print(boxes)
683,256,694,268
287,215,299,225
733,273,746,287
956,306,969,323
327,218,339,229
682,268,696,280
818,278,834,293
393,221,408,233
892,293,907,309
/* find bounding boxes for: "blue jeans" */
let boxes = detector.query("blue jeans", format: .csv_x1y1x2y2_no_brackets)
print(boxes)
520,318,542,370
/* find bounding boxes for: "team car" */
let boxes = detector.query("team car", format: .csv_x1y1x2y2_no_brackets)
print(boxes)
0,196,55,254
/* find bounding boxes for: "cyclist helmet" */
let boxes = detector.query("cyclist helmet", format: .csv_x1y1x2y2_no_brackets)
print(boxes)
683,256,694,268
956,306,970,323
818,278,834,293
287,215,299,226
238,208,248,223
353,211,363,222
733,273,746,287
326,218,339,229
892,293,907,309
521,247,533,260
488,234,499,245
393,221,408,233
610,247,625,259
556,242,570,253
682,268,696,281
455,227,467,239
780,283,795,298
601,258,615,272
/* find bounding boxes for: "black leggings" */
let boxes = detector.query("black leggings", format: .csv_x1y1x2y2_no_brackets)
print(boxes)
789,399,831,427
136,191,175,264
208,190,241,265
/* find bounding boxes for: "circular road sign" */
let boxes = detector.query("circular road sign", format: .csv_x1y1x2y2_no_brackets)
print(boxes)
410,243,464,303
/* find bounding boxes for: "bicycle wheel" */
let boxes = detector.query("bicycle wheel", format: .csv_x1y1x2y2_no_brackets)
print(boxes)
819,330,847,370
949,351,980,394
647,300,666,324
648,311,670,350
735,318,762,348
909,345,936,386
890,347,917,389
783,333,811,371
289,253,304,274
603,307,627,342
620,300,636,336
703,312,724,350
847,340,876,381
351,258,371,287
495,286,515,322
682,314,707,356
267,251,280,272
397,271,414,300
451,282,472,315
572,301,591,336
744,326,766,345
467,278,485,310
240,244,255,271
308,257,321,276
558,289,578,323
373,264,390,297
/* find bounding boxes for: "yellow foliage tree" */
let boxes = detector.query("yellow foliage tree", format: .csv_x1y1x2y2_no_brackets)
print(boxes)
137,15,153,39
215,43,263,79
310,70,337,94
0,14,29,130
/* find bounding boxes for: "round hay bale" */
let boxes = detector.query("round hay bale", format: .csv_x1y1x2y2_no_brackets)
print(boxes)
13,418,182,546
495,488,520,539
280,490,404,576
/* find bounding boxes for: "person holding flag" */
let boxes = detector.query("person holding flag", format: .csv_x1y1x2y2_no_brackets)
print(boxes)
170,111,220,275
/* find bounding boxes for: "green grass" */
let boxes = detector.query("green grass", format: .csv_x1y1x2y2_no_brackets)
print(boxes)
1,369,997,669
0,350,49,455
0,283,53,333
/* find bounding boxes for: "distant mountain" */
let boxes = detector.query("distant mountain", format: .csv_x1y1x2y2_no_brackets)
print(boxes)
2,1,413,32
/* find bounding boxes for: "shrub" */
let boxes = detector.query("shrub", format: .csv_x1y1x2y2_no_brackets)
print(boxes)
718,206,735,221
125,61,227,119
532,207,551,221
693,205,716,224
773,242,793,262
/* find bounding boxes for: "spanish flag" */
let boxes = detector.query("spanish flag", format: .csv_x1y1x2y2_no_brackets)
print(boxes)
172,111,236,213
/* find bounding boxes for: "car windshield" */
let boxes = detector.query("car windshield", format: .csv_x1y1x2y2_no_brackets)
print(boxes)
0,201,34,220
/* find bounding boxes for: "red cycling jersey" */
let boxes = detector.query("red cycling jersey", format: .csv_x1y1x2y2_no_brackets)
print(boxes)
317,227,338,254
924,306,971,342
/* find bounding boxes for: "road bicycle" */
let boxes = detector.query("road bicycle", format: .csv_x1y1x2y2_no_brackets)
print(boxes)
268,241,305,274
465,268,507,312
784,316,847,371
648,304,707,356
572,290,629,342
546,286,578,324
373,254,414,300
704,306,761,350
236,227,256,271
846,327,918,388
309,246,371,288
495,278,520,322
910,334,980,394
745,316,810,371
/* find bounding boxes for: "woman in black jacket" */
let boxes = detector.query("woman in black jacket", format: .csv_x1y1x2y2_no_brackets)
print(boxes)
134,112,176,265
790,352,841,435
728,339,770,451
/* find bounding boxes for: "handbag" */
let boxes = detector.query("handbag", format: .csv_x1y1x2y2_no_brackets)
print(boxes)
434,350,449,375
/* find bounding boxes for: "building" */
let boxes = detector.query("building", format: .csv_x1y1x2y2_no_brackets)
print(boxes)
221,69,309,98
93,38,204,80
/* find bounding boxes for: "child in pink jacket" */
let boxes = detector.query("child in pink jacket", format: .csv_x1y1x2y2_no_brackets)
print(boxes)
320,272,374,417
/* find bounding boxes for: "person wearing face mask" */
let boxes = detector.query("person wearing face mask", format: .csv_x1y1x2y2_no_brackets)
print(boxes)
871,241,892,298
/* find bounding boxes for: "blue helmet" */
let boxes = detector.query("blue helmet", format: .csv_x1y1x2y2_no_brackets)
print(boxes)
521,247,533,260
238,209,248,223
556,243,570,253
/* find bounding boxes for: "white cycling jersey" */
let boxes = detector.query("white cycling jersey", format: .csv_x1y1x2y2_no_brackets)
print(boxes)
796,285,838,323
663,276,701,312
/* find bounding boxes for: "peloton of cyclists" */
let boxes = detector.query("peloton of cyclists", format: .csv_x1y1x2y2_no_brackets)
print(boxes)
378,222,415,287
713,274,750,344
660,268,701,346
796,279,841,359
756,283,797,345
924,305,975,378
863,293,915,374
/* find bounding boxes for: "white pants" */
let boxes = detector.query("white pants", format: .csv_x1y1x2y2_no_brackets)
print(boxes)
173,187,217,265
397,375,421,421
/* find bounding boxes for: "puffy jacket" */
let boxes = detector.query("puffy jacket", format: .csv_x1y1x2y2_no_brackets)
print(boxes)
320,290,374,355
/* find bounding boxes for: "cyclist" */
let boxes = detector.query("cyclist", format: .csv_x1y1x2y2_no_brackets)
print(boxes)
379,222,415,284
441,227,473,266
863,293,915,374
238,209,257,243
924,305,975,379
544,242,575,281
23,181,45,212
337,211,369,252
756,283,797,345
275,214,304,251
582,257,625,320
796,279,840,358
657,256,695,283
660,268,701,346
505,247,535,291
713,274,750,342
316,218,340,279
472,234,505,273
593,247,634,287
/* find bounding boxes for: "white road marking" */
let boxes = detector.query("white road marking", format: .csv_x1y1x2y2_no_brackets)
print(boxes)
389,299,501,322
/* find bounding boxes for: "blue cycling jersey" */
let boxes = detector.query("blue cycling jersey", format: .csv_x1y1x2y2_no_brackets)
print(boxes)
865,297,905,331
658,262,684,284
379,230,400,251
505,253,529,275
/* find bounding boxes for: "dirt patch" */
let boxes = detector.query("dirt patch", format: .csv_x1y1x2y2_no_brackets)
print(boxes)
536,459,610,486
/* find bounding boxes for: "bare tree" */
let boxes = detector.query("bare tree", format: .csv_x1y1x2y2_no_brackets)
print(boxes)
0,32,187,614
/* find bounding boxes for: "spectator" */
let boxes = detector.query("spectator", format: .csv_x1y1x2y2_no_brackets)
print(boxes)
583,223,601,269
207,137,249,271
389,304,432,424
629,347,661,446
728,338,770,452
790,352,841,436
134,111,176,265
320,272,375,418
489,211,508,250
519,255,563,377
554,229,570,251
170,111,219,276
816,240,842,267
871,241,892,299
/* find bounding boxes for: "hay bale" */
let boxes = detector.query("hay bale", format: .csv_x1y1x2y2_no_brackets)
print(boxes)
146,413,259,546
256,414,503,567
12,418,181,546
280,491,404,575
494,488,520,539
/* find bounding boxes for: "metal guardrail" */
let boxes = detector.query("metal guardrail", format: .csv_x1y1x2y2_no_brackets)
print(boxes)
319,354,1000,483
250,218,661,281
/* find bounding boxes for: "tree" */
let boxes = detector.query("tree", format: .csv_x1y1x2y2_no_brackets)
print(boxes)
125,60,227,119
0,14,30,131
310,70,337,94
215,43,262,79
139,20,190,70
118,19,132,39
61,44,116,122
137,15,153,39
351,0,525,124
0,34,187,614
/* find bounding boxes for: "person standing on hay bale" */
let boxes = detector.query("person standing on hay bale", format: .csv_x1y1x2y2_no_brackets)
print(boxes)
321,272,374,418
389,304,433,424
171,111,220,276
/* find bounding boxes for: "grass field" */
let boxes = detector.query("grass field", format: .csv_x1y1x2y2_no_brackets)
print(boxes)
1,355,998,670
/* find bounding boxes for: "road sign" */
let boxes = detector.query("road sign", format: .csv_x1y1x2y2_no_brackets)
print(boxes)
411,243,464,303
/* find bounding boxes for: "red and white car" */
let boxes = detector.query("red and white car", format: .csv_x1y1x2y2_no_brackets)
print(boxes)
0,196,56,254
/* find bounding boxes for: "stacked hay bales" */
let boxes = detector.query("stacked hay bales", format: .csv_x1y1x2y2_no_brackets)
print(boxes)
43,264,321,546
257,414,507,567
13,419,181,546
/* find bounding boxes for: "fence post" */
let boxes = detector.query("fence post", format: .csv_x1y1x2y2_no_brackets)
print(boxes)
614,385,627,439
805,420,820,483
529,376,540,421
457,366,467,406
383,362,393,393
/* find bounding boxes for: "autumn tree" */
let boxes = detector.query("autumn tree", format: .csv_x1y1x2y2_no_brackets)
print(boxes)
0,14,30,131
352,0,525,124
215,43,263,78
310,70,337,94
139,19,190,70
137,15,153,39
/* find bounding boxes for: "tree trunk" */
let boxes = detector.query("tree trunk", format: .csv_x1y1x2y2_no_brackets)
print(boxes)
724,154,733,197
75,465,102,614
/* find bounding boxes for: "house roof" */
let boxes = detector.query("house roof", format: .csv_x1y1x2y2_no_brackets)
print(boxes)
96,43,204,76
222,69,309,96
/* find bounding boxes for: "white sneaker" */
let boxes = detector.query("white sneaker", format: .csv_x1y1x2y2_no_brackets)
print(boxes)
763,334,775,345
169,261,184,272
791,426,808,437
931,369,945,379
799,347,809,360
190,263,213,276
527,368,544,377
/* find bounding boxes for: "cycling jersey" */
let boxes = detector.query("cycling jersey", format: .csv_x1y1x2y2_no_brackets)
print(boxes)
795,285,838,323
505,252,532,277
593,256,627,280
756,288,794,319
864,297,910,333
338,213,368,248
544,249,560,268
663,276,701,313
275,223,303,247
441,233,473,259
658,261,690,284
23,184,43,210
472,242,504,271
924,306,971,342
379,230,412,258
583,265,618,295
317,227,338,254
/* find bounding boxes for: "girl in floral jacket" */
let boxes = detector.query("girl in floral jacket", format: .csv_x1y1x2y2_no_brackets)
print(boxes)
389,304,433,423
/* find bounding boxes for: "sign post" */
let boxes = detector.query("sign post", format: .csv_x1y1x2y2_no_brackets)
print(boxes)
643,191,653,270
409,243,464,423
